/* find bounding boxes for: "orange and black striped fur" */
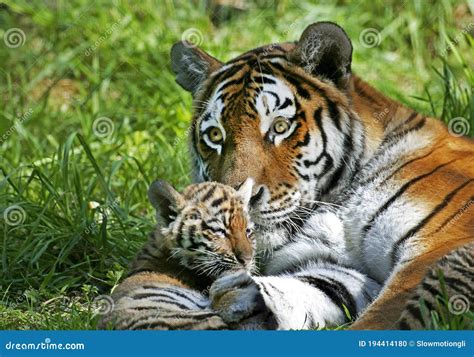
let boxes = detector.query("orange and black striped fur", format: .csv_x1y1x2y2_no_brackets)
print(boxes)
100,179,256,330
165,21,473,329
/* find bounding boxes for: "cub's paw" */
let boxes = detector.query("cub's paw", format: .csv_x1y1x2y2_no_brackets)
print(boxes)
209,270,267,324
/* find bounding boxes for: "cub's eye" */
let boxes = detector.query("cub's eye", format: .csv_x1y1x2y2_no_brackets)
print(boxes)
206,127,224,144
271,117,290,135
212,228,226,238
246,227,253,237
186,212,201,220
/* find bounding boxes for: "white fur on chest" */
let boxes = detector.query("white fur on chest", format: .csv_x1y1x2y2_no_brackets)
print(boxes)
342,182,429,282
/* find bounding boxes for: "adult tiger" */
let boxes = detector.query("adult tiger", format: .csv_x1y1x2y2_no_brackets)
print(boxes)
167,21,473,329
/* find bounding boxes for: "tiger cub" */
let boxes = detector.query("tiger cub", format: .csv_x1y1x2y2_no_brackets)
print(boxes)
99,178,256,330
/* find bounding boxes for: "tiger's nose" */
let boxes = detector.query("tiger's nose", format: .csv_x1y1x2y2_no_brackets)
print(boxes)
250,184,267,206
233,181,268,206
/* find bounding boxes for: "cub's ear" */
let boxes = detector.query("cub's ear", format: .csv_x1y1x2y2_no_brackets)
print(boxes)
148,180,185,224
288,22,353,90
170,41,222,96
235,178,254,207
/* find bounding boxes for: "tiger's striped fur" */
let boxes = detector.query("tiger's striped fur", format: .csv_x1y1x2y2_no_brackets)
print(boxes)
100,179,257,330
167,21,474,329
398,243,474,329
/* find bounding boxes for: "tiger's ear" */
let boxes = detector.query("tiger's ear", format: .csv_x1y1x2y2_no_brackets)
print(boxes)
170,41,222,96
288,22,353,90
235,178,254,207
148,180,185,224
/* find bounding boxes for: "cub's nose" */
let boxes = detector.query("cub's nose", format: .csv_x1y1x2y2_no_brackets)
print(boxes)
235,251,245,265
235,250,252,267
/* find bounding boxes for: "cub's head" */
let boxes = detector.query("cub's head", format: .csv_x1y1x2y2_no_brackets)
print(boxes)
148,179,256,277
171,22,361,230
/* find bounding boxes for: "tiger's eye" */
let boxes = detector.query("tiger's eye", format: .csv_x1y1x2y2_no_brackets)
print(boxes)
272,118,290,134
207,127,223,144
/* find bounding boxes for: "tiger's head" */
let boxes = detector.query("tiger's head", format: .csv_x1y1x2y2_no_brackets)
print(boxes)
170,22,364,231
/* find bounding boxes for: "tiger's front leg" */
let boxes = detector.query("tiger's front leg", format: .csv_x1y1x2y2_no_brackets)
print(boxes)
210,263,380,329
210,212,381,330
209,270,277,330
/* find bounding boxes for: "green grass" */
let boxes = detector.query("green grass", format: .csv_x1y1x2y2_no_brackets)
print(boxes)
416,270,474,330
0,0,473,329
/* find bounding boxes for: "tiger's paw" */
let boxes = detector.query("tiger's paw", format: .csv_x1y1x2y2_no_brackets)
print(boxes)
209,270,268,325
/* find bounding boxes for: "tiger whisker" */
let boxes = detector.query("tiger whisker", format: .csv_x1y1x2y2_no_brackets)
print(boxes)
301,199,344,209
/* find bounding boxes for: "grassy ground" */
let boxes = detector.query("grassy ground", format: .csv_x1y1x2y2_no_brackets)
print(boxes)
0,0,473,329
